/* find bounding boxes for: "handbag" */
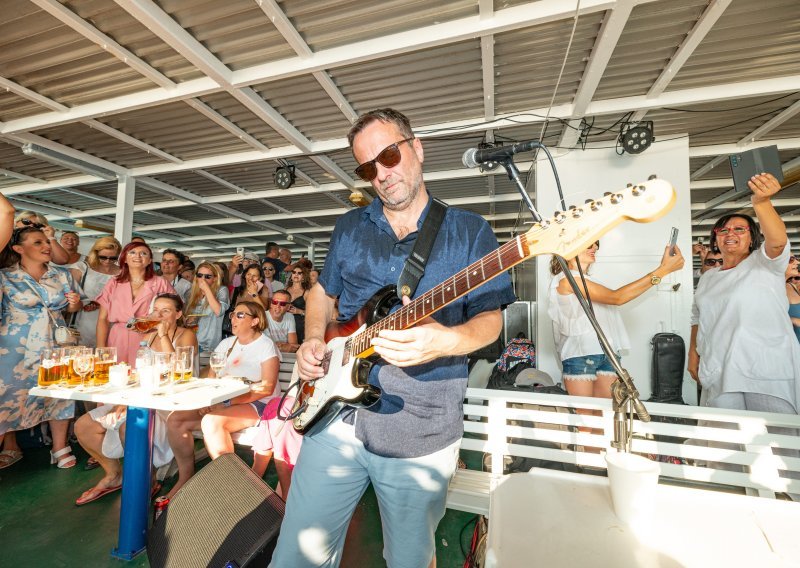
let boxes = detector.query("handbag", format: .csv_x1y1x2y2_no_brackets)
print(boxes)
24,279,81,346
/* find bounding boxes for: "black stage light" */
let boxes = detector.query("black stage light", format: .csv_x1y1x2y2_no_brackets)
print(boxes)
274,164,296,189
618,121,654,155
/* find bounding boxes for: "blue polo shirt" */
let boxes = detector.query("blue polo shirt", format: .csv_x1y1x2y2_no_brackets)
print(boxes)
319,195,516,458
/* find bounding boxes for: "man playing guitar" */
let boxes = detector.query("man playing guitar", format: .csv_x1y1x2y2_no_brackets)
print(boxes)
270,108,515,567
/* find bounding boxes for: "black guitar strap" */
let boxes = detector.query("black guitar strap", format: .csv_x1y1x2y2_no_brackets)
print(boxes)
396,198,448,300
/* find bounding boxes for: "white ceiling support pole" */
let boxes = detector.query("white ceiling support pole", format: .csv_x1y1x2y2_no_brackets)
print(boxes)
307,242,316,263
115,176,136,245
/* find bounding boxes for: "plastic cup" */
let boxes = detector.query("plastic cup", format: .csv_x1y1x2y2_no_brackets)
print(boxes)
108,364,130,388
605,451,659,526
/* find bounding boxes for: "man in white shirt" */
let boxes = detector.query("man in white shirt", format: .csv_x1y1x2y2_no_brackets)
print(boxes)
160,248,191,304
266,290,299,352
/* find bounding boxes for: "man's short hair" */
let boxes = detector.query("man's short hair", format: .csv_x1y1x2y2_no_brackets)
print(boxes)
265,241,279,255
347,108,414,148
61,231,79,239
272,289,291,302
162,248,183,261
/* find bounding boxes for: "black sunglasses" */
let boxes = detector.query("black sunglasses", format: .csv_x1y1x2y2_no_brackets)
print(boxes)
11,226,42,246
196,273,214,280
788,276,800,283
703,258,724,266
97,255,118,261
19,218,45,229
354,138,414,182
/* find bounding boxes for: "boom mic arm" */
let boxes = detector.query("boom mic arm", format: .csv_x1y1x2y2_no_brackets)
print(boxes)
462,140,542,168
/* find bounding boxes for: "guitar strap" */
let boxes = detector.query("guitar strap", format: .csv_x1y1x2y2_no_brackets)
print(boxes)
396,198,448,300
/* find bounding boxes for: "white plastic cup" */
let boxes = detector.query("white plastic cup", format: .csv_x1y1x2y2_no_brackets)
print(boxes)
605,451,660,526
108,364,130,388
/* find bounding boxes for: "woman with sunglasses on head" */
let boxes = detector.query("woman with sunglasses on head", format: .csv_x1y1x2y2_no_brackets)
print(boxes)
14,211,70,265
164,300,282,502
95,241,175,365
689,174,800,417
72,237,122,348
183,262,230,353
285,263,312,343
786,256,800,343
0,225,83,470
73,293,195,505
549,239,684,404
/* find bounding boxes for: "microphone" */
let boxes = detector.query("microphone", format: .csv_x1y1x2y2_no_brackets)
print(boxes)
462,140,541,168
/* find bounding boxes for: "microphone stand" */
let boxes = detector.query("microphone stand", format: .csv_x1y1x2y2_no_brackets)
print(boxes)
498,153,650,454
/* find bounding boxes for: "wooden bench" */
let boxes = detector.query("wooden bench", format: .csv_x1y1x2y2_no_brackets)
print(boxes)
446,387,800,516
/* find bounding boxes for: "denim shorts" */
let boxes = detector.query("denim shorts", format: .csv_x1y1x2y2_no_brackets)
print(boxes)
561,353,618,381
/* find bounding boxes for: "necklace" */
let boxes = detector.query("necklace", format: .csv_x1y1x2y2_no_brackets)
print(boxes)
131,277,144,287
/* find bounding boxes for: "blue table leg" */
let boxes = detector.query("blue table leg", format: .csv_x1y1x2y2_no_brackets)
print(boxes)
111,405,154,561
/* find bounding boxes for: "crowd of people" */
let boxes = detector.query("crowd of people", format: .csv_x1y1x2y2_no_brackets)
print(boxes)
0,207,317,507
0,106,799,567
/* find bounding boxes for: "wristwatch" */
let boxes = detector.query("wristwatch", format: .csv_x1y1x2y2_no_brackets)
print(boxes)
650,274,662,286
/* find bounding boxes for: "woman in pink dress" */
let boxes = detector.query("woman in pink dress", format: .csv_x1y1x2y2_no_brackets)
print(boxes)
95,241,174,364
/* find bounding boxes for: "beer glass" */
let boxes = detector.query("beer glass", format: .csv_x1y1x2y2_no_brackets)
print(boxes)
73,348,94,389
38,348,61,387
153,352,174,388
173,346,194,384
209,352,226,378
93,347,117,385
63,346,83,387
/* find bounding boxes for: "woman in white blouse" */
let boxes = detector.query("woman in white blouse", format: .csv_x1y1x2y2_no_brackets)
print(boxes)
549,240,683,400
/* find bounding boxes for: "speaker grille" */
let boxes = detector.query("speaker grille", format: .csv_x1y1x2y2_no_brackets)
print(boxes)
148,453,285,568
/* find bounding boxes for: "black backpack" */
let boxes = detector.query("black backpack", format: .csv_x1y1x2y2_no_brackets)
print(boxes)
486,338,537,391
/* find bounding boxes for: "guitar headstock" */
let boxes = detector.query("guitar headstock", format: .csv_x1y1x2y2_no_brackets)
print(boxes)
523,178,676,260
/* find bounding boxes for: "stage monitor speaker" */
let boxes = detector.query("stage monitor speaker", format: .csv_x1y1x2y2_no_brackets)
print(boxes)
147,453,284,568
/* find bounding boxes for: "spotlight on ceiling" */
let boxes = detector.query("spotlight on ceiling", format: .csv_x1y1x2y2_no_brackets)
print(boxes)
618,121,654,155
274,164,296,189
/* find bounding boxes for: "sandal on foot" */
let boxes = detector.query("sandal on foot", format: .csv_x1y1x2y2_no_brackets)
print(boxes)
0,450,23,469
84,457,100,471
151,481,162,499
51,446,77,469
75,483,122,506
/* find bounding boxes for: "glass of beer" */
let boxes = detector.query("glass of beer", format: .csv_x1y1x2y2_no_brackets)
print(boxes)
93,347,117,385
153,352,174,388
172,346,194,384
38,348,62,387
128,317,161,333
73,348,95,389
63,346,84,387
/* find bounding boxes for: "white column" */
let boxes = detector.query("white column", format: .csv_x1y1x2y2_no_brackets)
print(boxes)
115,176,135,244
307,241,316,263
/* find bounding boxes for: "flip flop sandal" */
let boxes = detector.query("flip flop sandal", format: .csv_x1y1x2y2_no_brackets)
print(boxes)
75,483,122,506
84,457,100,471
0,450,23,469
51,446,77,469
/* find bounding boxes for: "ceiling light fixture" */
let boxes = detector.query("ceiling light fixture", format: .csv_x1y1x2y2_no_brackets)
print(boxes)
74,219,115,232
617,121,654,155
22,143,119,180
274,164,296,189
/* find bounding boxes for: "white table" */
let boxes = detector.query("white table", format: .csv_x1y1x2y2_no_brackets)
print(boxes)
30,378,249,561
486,469,800,568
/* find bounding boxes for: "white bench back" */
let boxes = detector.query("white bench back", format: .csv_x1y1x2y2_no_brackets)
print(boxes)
462,387,800,499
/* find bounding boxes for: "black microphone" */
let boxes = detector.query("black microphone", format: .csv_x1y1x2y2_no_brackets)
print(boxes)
462,140,541,168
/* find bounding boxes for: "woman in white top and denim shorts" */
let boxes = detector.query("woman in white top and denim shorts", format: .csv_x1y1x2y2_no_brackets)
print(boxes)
549,240,684,400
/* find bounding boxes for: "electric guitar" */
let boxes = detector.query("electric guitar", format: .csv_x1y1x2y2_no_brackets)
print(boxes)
289,178,676,433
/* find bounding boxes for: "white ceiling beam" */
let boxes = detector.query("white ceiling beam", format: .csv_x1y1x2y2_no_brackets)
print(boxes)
1,0,613,136
690,138,800,157
0,76,67,112
112,0,230,86
559,0,635,148
182,99,269,152
4,132,128,176
629,0,732,123
255,0,357,123
308,155,355,188
232,87,312,152
30,0,175,89
0,168,46,183
193,170,250,195
59,187,117,205
691,99,800,180
84,119,182,163
480,37,495,121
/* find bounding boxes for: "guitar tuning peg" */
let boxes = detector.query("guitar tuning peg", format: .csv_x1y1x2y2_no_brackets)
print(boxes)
553,211,566,223
632,184,646,196
568,205,576,210
571,207,583,218
588,200,601,211
584,199,593,204
648,174,657,180
603,192,612,197
610,193,623,204
626,183,633,188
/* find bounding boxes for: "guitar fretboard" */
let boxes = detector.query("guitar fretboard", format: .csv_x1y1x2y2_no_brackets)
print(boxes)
347,235,530,356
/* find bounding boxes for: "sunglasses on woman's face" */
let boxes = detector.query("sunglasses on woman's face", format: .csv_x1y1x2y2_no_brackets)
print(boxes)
228,311,254,320
353,138,415,182
196,273,214,280
262,266,275,272
98,255,118,261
